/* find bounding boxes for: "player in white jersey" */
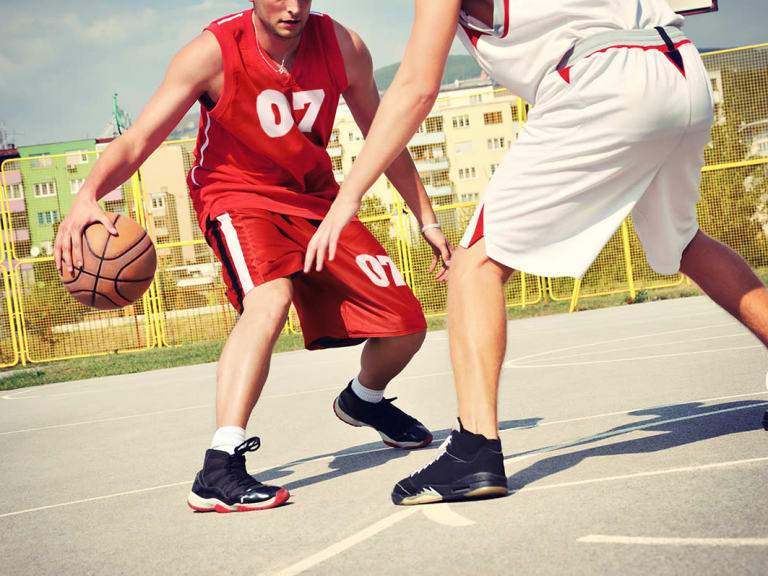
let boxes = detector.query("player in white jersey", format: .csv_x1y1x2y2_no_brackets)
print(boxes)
305,0,768,505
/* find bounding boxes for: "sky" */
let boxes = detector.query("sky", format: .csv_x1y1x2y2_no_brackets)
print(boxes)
0,0,765,146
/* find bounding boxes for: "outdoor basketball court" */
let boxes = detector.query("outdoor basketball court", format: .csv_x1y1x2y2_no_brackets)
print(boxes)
1,295,767,575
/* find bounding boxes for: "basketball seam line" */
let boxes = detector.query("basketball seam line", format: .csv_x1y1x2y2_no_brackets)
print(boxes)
61,269,154,285
90,214,120,307
113,241,155,302
67,289,121,308
98,231,150,261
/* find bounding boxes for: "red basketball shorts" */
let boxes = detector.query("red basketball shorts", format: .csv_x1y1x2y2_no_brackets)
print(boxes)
203,208,427,350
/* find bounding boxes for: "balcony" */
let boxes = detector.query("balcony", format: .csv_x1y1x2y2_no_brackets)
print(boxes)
13,229,30,242
333,171,345,183
327,146,343,158
414,158,449,172
425,185,452,198
8,199,25,213
409,131,446,147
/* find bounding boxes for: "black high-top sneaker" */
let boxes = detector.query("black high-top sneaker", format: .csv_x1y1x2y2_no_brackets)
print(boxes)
187,437,289,512
392,420,508,505
333,381,433,449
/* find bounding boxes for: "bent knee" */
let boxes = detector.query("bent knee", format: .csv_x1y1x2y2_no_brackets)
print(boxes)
241,280,293,325
452,241,512,281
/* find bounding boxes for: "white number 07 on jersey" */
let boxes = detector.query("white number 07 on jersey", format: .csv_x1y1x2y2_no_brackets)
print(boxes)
257,89,325,138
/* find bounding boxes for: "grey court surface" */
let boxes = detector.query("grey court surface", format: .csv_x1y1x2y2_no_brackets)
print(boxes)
1,296,767,576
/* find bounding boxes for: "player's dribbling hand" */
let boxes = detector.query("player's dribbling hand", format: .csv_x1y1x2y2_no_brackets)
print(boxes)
304,195,361,273
54,192,118,275
422,227,453,282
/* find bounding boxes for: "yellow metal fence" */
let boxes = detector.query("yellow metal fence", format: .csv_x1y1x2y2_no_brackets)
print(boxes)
0,44,766,366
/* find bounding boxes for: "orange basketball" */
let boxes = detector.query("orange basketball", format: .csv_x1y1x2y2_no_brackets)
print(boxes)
59,213,157,310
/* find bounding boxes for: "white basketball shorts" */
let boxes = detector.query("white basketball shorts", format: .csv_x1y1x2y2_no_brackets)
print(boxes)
461,38,715,278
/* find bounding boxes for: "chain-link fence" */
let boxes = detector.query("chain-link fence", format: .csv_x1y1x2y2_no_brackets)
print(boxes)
0,44,766,366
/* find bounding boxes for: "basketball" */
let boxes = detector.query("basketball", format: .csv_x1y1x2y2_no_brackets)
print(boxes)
59,213,157,310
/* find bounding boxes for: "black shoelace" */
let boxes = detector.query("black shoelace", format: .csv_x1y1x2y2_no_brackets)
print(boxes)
228,436,263,489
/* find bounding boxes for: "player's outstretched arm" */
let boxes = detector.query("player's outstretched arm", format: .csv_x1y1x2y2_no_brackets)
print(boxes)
55,32,222,274
304,0,460,274
331,22,453,280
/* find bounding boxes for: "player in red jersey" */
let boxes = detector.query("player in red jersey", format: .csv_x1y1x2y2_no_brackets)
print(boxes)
54,0,452,512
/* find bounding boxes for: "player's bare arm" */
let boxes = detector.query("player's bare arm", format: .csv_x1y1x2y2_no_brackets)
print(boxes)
304,0,460,273
54,31,223,274
329,20,453,279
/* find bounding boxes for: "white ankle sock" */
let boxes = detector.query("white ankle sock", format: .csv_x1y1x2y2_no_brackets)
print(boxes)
210,426,246,455
351,375,384,403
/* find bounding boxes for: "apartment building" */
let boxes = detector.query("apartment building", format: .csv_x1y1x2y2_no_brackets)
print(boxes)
331,78,524,236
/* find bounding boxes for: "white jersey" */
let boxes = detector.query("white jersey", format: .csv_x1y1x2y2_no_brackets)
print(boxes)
457,0,684,104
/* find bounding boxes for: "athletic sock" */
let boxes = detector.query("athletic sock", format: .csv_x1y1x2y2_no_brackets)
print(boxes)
210,426,246,455
350,375,384,404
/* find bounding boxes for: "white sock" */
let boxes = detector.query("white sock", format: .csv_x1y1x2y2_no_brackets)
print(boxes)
351,375,384,403
210,426,246,455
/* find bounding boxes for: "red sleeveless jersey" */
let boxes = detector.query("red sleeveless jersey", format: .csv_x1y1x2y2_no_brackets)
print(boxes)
187,10,348,223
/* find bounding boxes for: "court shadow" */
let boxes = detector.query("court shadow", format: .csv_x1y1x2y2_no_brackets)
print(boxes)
505,400,768,492
256,417,542,491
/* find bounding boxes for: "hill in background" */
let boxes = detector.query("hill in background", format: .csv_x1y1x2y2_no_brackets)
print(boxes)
373,55,484,91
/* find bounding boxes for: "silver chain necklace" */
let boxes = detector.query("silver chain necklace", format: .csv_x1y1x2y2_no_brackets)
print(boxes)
255,30,288,75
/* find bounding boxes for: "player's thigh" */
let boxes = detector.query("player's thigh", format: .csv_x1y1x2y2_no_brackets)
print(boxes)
204,210,303,313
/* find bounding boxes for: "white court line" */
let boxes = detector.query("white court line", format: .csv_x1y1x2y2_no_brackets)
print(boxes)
2,391,765,517
0,385,349,436
0,404,213,436
268,509,419,576
0,375,456,436
578,535,768,547
507,401,768,464
506,321,739,365
0,479,193,519
507,344,763,369
270,456,768,576
422,504,476,527
536,390,768,428
517,456,768,494
547,332,751,362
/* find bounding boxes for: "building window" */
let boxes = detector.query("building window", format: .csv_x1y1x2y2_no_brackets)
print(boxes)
154,216,167,228
329,129,340,145
331,156,343,171
6,183,24,200
30,155,53,169
458,167,477,180
460,193,479,202
455,141,473,156
348,130,363,142
66,150,90,165
452,115,470,129
487,137,506,150
484,111,503,125
351,155,358,164
151,194,166,210
70,178,86,194
490,163,499,175
34,181,57,197
470,94,482,104
37,210,60,226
